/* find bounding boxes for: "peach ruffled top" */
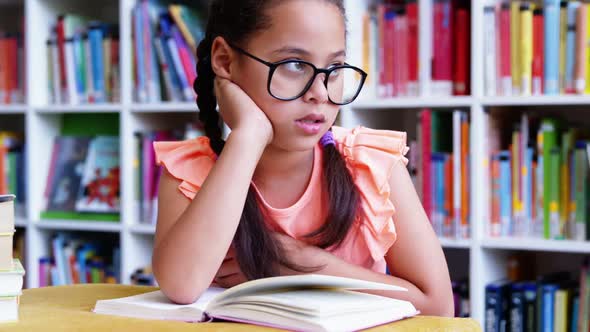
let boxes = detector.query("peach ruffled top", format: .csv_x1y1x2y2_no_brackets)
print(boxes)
153,126,409,273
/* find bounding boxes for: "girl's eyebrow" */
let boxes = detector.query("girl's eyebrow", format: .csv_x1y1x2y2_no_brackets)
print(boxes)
271,46,346,59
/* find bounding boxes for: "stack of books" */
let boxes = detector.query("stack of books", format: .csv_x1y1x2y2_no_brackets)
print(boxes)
0,194,26,323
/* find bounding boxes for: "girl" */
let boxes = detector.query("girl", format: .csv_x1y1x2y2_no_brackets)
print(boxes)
153,0,454,316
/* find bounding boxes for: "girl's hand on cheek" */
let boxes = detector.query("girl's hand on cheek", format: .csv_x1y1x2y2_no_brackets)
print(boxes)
214,77,274,146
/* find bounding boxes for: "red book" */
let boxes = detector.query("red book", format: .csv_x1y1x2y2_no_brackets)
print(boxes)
406,0,419,95
56,16,67,101
453,8,470,95
432,0,454,95
385,9,395,97
532,8,544,95
397,9,409,96
6,36,18,103
377,5,387,98
420,110,433,222
499,3,512,95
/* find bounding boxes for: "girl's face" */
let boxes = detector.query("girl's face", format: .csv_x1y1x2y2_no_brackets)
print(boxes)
231,0,346,152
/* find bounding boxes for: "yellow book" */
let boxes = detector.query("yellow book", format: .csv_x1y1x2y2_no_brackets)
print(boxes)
362,12,371,86
169,5,197,55
520,2,533,95
560,1,568,93
512,1,522,94
553,289,568,332
585,4,590,94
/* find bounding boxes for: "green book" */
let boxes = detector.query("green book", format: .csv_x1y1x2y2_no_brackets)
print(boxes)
560,130,575,237
574,142,588,241
541,119,559,239
549,147,562,239
431,111,453,153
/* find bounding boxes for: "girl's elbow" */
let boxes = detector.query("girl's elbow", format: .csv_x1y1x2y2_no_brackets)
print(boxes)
429,291,455,317
156,275,209,305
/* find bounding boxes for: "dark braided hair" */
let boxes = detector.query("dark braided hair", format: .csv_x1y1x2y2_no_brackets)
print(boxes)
194,0,362,280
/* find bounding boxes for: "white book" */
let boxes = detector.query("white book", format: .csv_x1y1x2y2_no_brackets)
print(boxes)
0,259,25,296
94,274,418,332
0,296,19,323
64,39,79,105
50,39,62,104
484,6,497,97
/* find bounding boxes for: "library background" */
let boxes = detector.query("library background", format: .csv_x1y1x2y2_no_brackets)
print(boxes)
0,0,589,329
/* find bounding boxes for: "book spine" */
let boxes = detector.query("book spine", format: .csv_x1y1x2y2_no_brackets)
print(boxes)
549,147,561,239
501,4,513,95
533,8,545,95
64,39,79,105
520,2,533,95
574,4,587,94
500,151,512,236
407,0,419,95
484,6,497,96
544,0,561,94
559,1,568,93
565,2,580,93
453,111,462,237
511,1,522,95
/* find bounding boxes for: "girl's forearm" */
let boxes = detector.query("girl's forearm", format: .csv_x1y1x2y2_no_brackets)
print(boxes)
284,245,455,317
153,129,266,304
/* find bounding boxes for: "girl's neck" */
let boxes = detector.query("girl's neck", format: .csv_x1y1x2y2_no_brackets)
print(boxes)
253,144,315,189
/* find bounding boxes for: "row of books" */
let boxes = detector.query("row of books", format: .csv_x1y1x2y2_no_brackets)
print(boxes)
0,132,25,206
135,123,204,224
43,136,120,218
38,234,120,287
47,15,120,105
488,114,590,240
485,259,590,332
0,33,24,104
408,109,471,239
361,0,470,98
131,265,156,286
132,1,204,103
484,0,590,96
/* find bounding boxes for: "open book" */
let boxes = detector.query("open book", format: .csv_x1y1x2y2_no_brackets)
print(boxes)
93,274,419,331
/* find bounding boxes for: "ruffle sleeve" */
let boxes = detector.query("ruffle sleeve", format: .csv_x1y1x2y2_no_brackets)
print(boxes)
332,126,410,262
153,137,217,200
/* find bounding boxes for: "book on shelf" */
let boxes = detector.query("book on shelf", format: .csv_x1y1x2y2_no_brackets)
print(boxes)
93,274,418,331
361,0,469,98
485,264,590,332
411,109,470,240
39,233,120,287
0,31,24,105
488,113,590,240
484,0,590,96
0,132,25,207
135,123,204,225
42,135,120,220
452,279,470,318
47,14,120,105
132,0,206,103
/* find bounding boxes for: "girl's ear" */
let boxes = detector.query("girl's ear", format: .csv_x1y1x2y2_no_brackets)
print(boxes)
210,36,235,80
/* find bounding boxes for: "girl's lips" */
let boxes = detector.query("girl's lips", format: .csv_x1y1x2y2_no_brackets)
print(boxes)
295,119,323,135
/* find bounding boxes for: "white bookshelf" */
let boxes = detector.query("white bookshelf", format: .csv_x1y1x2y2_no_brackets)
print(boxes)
0,0,586,326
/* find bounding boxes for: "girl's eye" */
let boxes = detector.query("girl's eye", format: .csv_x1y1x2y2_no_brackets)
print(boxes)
284,62,307,72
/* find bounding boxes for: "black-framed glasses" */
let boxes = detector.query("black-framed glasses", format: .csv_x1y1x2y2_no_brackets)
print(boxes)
230,45,367,105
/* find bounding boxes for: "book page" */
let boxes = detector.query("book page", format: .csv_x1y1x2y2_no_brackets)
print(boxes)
210,274,407,307
94,287,225,321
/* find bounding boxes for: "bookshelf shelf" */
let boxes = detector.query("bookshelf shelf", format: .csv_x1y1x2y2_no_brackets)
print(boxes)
15,217,27,228
481,238,590,254
130,102,197,113
439,238,472,249
128,224,156,235
0,105,27,114
34,220,122,233
35,104,122,114
352,96,474,110
480,95,590,107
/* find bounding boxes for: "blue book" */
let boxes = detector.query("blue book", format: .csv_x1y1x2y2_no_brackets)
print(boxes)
523,282,538,332
431,153,445,235
544,0,561,94
486,280,511,332
72,33,86,101
524,147,534,234
499,151,512,236
510,283,525,332
134,5,147,103
570,292,579,332
88,24,105,103
541,284,558,332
